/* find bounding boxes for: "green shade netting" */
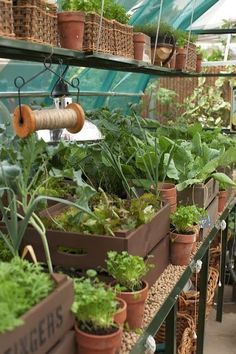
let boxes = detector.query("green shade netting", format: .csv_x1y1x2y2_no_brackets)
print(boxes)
0,0,219,115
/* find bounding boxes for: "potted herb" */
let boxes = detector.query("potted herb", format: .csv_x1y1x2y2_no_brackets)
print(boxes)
106,251,153,329
0,257,74,354
170,205,206,265
58,0,129,52
71,271,123,354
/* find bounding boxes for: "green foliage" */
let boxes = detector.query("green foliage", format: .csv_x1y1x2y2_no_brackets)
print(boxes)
71,274,117,332
44,191,159,236
170,205,207,234
61,0,129,23
133,22,174,41
181,77,231,128
106,251,153,291
0,237,13,262
0,258,54,334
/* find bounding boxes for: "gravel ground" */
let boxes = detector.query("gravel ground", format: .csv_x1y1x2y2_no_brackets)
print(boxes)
120,242,202,353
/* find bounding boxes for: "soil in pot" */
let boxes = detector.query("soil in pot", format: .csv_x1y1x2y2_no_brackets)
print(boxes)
118,281,148,329
218,190,228,213
75,324,122,354
58,11,85,51
170,231,196,266
158,182,177,212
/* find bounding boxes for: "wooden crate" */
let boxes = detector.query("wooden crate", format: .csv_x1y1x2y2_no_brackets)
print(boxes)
0,274,74,354
20,203,170,271
48,331,76,354
177,178,219,209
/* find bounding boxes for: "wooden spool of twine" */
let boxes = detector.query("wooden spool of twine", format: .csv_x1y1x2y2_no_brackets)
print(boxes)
13,103,85,138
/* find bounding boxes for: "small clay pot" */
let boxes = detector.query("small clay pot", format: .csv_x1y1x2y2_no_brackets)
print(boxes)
133,32,151,62
117,281,148,329
175,47,187,70
218,190,228,213
75,324,122,354
196,54,202,73
114,297,127,327
170,231,196,266
58,11,85,51
158,183,177,212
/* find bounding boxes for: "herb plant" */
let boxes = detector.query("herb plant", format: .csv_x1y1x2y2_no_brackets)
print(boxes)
170,205,207,234
71,274,117,333
43,191,159,236
0,258,54,334
61,0,129,23
106,251,153,291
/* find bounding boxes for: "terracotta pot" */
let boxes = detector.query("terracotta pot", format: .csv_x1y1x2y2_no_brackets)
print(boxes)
170,231,196,266
58,11,85,50
158,183,177,212
218,190,228,213
169,51,176,69
175,47,187,70
114,297,127,327
133,32,151,63
118,281,148,329
196,54,202,73
75,325,122,354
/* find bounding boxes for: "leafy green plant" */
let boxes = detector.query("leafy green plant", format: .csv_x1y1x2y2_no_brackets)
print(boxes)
71,272,117,332
43,191,159,236
0,160,96,274
106,251,153,291
61,0,129,23
0,258,54,334
170,205,207,234
133,22,174,43
181,77,231,128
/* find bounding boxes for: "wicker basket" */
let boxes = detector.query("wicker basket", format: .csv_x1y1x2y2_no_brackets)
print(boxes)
113,20,134,58
83,12,114,54
13,0,57,45
155,312,195,349
0,0,14,37
209,246,221,270
178,267,219,321
185,42,197,72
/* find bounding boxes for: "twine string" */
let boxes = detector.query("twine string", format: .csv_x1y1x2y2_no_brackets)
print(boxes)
34,108,78,130
185,0,197,70
152,0,164,65
96,0,105,52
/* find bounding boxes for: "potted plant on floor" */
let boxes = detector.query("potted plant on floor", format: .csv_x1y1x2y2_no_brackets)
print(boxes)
72,271,123,354
106,251,153,329
170,205,206,265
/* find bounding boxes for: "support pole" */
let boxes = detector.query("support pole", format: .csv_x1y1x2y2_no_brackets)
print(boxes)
165,302,177,354
216,216,229,322
196,249,209,354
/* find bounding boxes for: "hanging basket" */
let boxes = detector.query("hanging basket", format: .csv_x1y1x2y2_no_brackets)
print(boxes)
155,312,195,350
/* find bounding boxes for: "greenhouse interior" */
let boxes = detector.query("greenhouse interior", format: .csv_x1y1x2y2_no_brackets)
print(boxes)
1,0,236,353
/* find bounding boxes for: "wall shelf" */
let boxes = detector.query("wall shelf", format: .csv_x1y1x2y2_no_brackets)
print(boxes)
2,36,236,78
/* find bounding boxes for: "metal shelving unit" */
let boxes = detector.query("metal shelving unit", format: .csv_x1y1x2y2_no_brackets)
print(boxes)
1,37,236,77
0,35,236,354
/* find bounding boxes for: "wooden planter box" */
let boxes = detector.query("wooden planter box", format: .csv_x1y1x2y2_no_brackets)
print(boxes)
177,178,219,209
48,331,76,354
0,274,74,354
144,233,170,286
21,203,170,271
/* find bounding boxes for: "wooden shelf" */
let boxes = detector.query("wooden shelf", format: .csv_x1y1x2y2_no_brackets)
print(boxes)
2,36,236,77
